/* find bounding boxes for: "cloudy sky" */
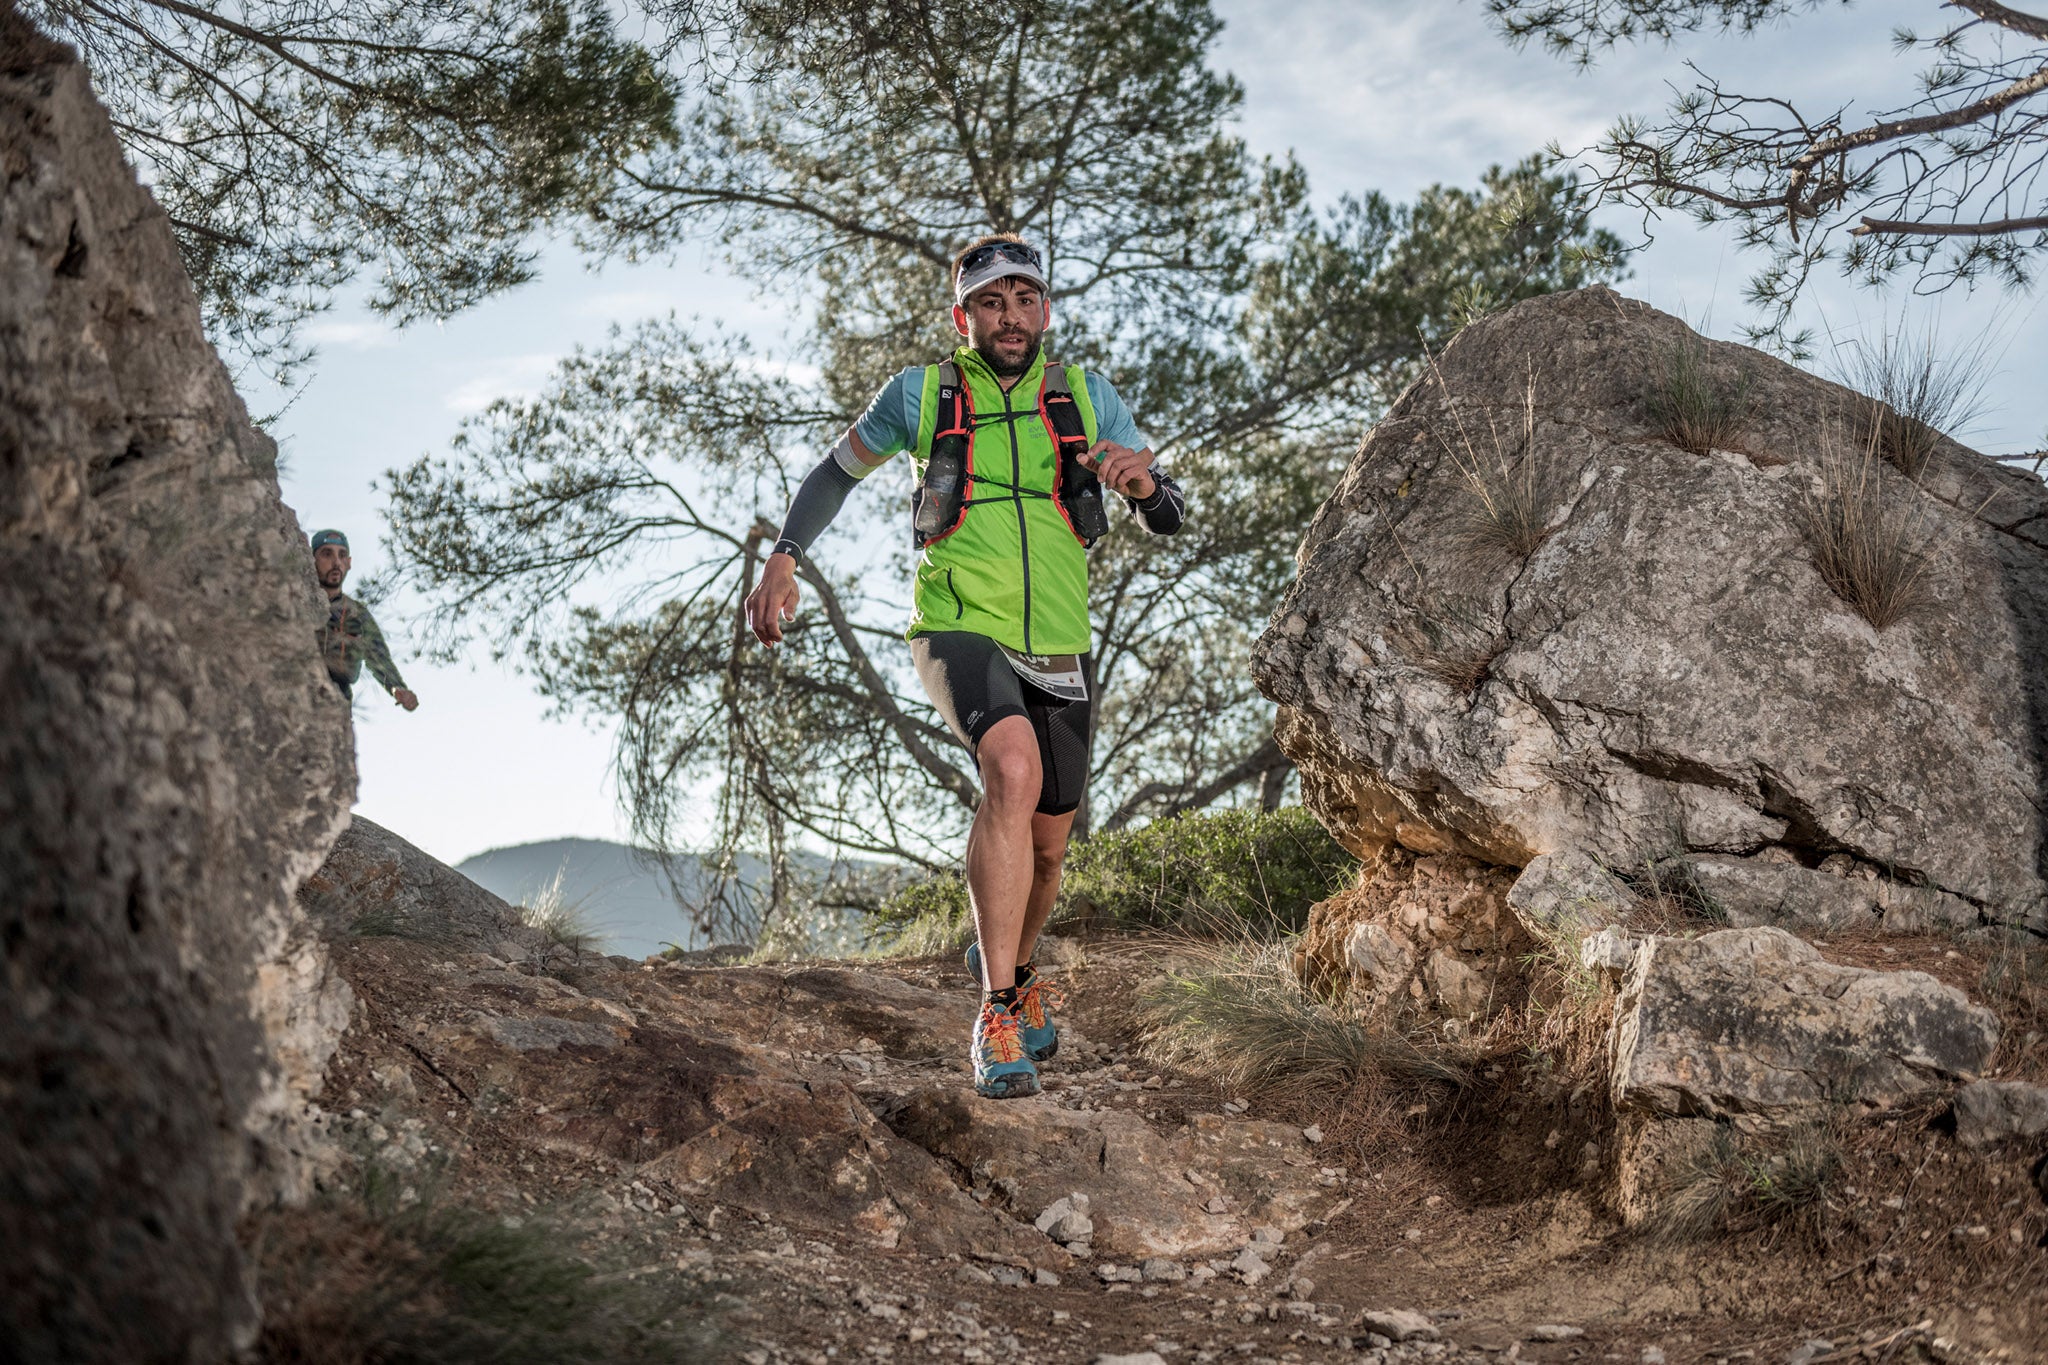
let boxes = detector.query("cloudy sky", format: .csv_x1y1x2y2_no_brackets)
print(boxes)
257,0,2047,867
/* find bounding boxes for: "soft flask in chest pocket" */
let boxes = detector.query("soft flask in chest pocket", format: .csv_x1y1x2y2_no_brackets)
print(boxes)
913,368,974,546
1040,366,1108,547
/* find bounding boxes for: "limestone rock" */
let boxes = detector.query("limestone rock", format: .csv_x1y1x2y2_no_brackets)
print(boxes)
881,1093,1327,1257
1294,850,1526,1020
1681,854,1980,935
1611,928,1998,1117
1359,1308,1439,1342
1253,286,2048,931
1036,1194,1096,1246
1953,1079,2048,1149
1,16,352,1360
1508,850,1639,941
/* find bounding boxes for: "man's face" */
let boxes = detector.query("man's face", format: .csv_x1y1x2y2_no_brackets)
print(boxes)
314,543,351,592
953,276,1048,378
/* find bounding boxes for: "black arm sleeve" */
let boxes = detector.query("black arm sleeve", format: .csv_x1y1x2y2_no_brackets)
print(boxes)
1125,469,1186,535
773,455,863,560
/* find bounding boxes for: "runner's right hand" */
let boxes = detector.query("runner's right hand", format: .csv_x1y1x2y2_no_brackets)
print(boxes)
745,553,802,646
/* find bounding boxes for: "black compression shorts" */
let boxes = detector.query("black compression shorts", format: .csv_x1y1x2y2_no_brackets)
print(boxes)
910,631,1096,817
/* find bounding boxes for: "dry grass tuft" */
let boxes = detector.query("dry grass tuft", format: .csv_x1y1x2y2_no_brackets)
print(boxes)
254,1176,716,1363
1390,597,1509,693
1802,419,1939,631
1645,1116,1845,1245
1428,356,1567,563
1646,334,1755,456
517,867,606,955
1139,941,1469,1107
1835,327,1987,481
1616,855,1728,934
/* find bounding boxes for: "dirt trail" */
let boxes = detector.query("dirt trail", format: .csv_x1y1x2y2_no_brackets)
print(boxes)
283,888,2047,1365
264,819,2048,1364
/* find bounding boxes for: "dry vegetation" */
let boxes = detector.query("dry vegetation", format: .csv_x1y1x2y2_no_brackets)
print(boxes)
1834,328,1987,482
1428,357,1568,563
1801,419,1939,631
253,1175,716,1364
1389,596,1510,693
1646,333,1754,456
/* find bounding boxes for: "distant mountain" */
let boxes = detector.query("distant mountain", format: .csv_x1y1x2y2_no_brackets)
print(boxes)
454,838,881,960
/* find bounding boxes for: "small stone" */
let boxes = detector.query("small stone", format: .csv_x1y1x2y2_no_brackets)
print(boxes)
1205,1196,1230,1214
1091,1354,1168,1365
955,1265,995,1285
1251,1226,1283,1246
990,1264,1026,1287
1034,1268,1060,1287
1230,1248,1270,1286
1402,1228,1422,1241
1302,1125,1324,1144
1358,1308,1437,1342
1095,1264,1123,1283
1785,1340,1835,1365
1141,1258,1188,1283
1527,1325,1584,1342
1642,1350,1668,1365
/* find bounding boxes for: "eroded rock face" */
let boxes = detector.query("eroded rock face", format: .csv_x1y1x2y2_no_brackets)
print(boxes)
1609,928,1998,1118
881,1093,1325,1258
0,15,352,1359
1253,287,2048,932
1294,851,1525,1021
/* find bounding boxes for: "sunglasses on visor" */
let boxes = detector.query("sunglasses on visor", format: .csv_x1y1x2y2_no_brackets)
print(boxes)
958,241,1043,274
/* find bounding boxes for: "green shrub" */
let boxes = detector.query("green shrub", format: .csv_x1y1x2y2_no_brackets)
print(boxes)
868,807,1357,953
1060,806,1356,936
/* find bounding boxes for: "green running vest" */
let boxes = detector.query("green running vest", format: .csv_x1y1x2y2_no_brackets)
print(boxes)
906,347,1099,655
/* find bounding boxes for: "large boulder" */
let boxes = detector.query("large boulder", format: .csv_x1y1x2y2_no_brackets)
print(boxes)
1252,287,2048,932
1609,928,1998,1118
1,13,353,1361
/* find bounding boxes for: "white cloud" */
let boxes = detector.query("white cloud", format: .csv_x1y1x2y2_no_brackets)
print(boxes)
442,353,563,416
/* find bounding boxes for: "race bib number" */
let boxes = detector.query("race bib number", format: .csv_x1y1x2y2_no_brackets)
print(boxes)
999,647,1088,703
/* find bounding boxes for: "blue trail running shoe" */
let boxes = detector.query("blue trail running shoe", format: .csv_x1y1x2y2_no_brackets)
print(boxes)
971,999,1040,1099
965,941,1062,1062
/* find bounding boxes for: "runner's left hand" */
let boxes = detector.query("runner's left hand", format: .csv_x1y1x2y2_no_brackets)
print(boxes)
1083,441,1156,500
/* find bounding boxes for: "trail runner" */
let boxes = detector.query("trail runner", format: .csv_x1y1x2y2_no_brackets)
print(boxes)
745,235,1186,1098
312,529,419,711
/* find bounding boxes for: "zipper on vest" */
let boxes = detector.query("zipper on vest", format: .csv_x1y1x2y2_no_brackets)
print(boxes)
1006,379,1032,652
944,569,964,619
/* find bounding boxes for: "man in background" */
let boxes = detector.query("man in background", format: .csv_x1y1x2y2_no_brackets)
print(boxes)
312,529,418,711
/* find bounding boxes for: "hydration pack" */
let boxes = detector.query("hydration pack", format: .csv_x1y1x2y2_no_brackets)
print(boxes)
912,361,1109,550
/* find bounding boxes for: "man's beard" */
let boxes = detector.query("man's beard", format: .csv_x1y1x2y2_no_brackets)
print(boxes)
976,335,1040,379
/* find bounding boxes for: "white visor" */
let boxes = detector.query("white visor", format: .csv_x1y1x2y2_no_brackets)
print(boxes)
954,258,1049,306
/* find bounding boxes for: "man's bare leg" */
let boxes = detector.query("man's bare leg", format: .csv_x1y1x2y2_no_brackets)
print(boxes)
1015,808,1078,969
966,715,1043,993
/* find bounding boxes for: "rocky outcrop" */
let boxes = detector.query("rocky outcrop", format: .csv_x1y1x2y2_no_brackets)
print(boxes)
1253,287,2048,933
0,12,352,1360
1609,928,1998,1118
1293,850,1525,1022
1952,1079,2048,1149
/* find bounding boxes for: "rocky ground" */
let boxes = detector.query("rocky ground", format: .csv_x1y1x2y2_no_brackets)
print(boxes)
251,820,2048,1365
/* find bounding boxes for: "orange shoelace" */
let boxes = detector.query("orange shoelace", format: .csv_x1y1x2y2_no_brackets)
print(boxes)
1017,975,1065,1029
977,1003,1026,1064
